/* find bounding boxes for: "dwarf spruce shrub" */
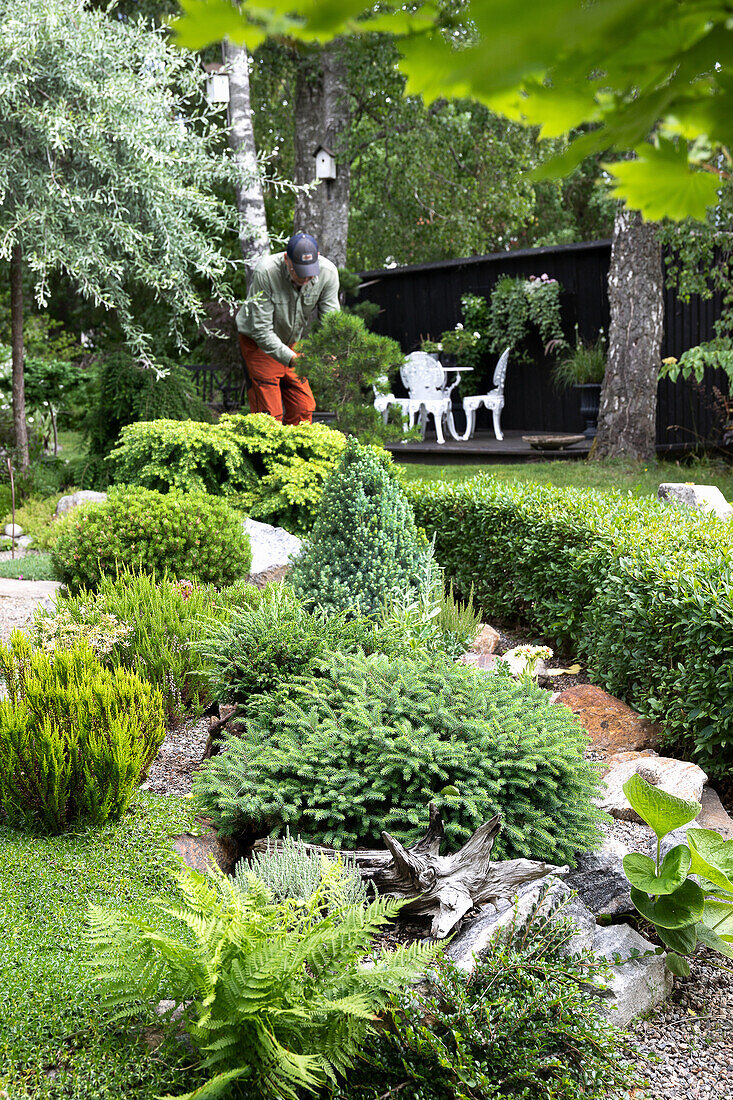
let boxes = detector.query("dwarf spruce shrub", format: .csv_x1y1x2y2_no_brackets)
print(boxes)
50,487,251,591
194,650,604,863
290,438,437,616
0,634,164,833
407,476,733,779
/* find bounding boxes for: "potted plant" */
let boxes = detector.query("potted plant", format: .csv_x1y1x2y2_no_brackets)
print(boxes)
551,327,606,437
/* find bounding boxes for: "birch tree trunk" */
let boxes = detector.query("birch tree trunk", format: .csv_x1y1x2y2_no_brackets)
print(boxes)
293,43,349,266
592,208,664,460
10,244,29,470
224,41,269,285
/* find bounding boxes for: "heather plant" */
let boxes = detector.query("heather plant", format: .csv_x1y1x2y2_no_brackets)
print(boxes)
235,832,368,909
194,650,605,862
49,487,251,592
0,633,164,832
330,887,639,1100
89,864,438,1100
33,570,228,727
290,438,438,616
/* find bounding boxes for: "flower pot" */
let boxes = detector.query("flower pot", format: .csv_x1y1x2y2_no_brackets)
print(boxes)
576,383,602,438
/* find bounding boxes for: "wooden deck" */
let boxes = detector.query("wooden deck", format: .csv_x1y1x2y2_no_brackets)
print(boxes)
387,430,592,465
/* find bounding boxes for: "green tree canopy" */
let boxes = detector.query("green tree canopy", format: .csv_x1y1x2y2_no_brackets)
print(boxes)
0,0,247,360
176,0,730,222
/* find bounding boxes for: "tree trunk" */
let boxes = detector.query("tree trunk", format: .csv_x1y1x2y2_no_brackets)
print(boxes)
224,40,270,285
10,244,29,470
592,208,663,460
293,43,349,266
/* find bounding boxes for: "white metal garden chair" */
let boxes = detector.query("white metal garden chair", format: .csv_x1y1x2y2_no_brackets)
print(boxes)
400,352,455,444
372,376,411,426
461,347,510,441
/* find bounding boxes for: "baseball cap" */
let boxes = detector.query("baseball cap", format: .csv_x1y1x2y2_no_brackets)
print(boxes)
286,232,320,277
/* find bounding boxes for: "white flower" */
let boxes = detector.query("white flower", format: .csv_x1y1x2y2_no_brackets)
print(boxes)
455,323,464,330
473,331,481,339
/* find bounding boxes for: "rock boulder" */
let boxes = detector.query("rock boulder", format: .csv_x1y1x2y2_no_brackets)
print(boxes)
555,684,661,756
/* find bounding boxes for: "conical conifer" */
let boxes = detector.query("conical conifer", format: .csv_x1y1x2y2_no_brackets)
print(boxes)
290,438,435,615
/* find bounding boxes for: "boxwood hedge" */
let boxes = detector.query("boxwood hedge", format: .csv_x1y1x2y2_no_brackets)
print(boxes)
406,476,733,778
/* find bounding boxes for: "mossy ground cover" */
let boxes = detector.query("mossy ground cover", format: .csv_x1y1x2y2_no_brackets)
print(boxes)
397,455,733,499
0,792,207,1099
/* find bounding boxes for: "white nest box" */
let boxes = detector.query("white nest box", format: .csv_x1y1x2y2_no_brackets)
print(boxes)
205,66,230,106
314,145,337,180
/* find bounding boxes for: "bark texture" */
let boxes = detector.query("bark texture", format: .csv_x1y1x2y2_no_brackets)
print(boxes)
224,41,270,283
593,208,663,460
10,244,29,470
251,804,567,938
293,44,349,266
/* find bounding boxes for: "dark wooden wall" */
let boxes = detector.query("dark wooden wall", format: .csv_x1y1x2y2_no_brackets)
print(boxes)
357,241,726,445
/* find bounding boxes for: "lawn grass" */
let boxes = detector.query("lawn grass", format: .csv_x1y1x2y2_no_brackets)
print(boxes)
396,454,733,500
0,793,207,1099
0,552,58,581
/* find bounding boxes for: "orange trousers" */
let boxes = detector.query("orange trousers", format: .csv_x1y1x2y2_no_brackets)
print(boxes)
238,334,316,425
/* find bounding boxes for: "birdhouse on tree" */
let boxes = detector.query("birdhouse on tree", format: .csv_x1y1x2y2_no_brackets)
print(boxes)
313,144,337,180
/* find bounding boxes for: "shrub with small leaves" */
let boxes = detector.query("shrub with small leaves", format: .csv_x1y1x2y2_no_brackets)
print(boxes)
290,438,437,615
330,887,640,1100
0,633,165,833
194,650,605,862
49,487,251,592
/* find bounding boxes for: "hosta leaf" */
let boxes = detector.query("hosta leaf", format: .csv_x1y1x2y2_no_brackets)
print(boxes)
623,845,690,895
656,922,697,955
700,900,733,938
630,880,705,929
687,830,733,893
695,922,733,959
665,952,691,977
622,773,700,841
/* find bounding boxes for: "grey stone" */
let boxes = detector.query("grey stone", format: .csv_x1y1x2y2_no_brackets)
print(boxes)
3,523,22,538
566,835,634,916
592,923,673,1027
445,877,575,973
598,752,707,822
658,482,732,521
243,517,303,575
16,535,33,548
55,490,107,516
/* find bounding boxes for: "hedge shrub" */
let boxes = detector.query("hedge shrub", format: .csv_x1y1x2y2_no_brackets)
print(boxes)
50,487,251,591
108,413,347,533
0,633,164,833
290,438,437,615
194,650,605,863
406,476,733,777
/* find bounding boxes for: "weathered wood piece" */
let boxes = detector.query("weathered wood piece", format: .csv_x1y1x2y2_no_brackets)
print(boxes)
250,803,568,938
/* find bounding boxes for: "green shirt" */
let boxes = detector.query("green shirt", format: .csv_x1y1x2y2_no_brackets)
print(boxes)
235,252,340,366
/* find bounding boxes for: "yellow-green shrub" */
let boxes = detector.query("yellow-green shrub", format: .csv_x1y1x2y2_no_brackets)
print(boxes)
0,634,165,833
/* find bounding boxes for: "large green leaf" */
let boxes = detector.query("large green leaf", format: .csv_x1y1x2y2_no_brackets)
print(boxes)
622,773,701,841
665,952,691,977
656,922,697,955
623,845,690,895
696,921,733,959
700,900,733,939
604,139,721,221
687,830,733,893
630,880,705,929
